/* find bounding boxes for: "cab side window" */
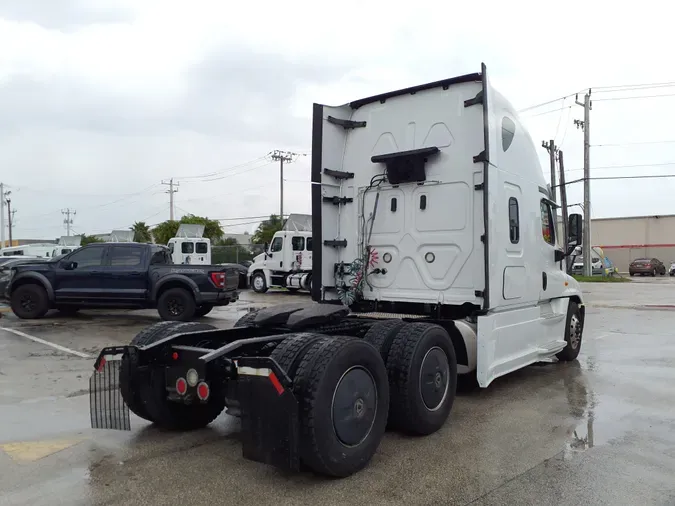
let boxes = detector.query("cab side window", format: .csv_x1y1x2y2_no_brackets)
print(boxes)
508,197,519,244
270,237,283,252
291,237,305,251
540,200,555,246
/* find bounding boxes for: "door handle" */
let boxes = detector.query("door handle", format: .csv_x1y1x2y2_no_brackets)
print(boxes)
542,272,548,291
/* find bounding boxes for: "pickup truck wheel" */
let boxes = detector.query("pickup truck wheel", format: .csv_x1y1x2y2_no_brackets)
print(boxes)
195,304,214,318
556,301,583,362
121,321,217,422
251,272,268,293
386,323,457,436
292,336,389,477
10,284,49,319
157,287,196,321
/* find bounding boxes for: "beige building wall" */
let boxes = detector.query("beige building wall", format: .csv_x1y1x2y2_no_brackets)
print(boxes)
591,215,675,272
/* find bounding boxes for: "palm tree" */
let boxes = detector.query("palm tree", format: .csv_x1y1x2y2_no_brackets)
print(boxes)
131,221,152,243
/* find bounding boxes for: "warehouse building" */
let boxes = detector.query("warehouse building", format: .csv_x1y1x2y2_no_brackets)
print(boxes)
592,214,675,273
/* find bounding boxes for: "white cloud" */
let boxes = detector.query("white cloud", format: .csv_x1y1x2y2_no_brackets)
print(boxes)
1,0,675,241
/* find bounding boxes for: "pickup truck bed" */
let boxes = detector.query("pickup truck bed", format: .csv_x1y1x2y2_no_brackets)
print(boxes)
4,242,239,320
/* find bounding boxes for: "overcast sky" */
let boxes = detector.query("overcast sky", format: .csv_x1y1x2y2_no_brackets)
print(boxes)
1,0,674,241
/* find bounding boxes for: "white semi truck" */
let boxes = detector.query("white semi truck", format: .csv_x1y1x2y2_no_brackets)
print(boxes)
248,229,313,293
89,63,586,479
167,224,212,265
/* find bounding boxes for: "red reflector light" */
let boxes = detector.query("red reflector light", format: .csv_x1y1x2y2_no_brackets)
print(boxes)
97,357,107,372
172,352,179,360
176,377,188,395
269,372,284,395
209,272,227,289
197,382,210,401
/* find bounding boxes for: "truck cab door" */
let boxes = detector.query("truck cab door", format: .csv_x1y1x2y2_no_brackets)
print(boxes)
266,235,284,272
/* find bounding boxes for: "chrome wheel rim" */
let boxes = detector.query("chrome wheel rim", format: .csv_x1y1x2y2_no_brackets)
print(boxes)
419,346,450,411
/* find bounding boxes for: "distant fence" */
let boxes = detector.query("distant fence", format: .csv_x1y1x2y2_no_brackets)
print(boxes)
212,244,266,264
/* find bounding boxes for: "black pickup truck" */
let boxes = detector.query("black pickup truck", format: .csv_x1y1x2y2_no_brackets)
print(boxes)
3,243,240,321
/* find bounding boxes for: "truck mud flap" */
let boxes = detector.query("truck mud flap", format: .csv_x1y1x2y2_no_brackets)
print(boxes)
89,356,131,431
236,356,299,472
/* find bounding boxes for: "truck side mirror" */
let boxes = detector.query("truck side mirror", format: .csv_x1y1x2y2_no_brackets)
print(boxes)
567,214,583,253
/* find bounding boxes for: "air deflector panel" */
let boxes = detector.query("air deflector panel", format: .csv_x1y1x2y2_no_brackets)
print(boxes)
371,147,440,185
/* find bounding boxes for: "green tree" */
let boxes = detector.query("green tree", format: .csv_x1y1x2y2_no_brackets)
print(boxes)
180,215,223,242
131,221,152,243
151,215,224,246
151,220,180,246
252,214,283,245
80,233,104,245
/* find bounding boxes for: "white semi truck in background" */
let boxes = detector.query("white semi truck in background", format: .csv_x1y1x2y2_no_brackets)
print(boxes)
90,63,587,479
167,224,212,265
248,214,313,293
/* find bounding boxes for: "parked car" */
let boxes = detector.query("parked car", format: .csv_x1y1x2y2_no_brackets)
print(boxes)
3,243,240,320
629,257,666,276
669,262,675,276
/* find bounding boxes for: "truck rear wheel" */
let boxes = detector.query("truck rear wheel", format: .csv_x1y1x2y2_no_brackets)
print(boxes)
292,336,389,477
269,332,330,378
10,283,49,319
386,323,457,436
251,272,268,293
120,321,221,427
157,287,196,321
556,301,583,362
363,319,407,363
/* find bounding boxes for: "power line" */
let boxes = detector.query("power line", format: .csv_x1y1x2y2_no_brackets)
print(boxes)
175,155,270,181
594,93,675,102
591,80,675,91
566,161,675,173
555,174,675,187
593,140,675,147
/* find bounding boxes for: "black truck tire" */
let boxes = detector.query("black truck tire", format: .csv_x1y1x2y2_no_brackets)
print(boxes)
556,301,583,362
386,323,457,436
363,319,408,364
195,304,214,318
269,333,331,379
251,272,268,293
157,287,196,321
10,283,50,319
292,336,389,477
120,321,218,425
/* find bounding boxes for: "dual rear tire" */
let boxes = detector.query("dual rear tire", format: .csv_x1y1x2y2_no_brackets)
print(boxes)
269,321,458,477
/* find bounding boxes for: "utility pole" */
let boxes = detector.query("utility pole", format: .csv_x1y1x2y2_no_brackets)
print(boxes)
542,139,558,203
0,183,5,248
161,178,179,220
62,208,76,236
558,150,569,272
7,197,13,244
575,90,592,277
270,150,299,219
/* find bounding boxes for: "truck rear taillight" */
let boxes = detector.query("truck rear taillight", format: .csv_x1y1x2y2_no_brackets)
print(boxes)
197,382,210,401
176,377,188,396
210,272,227,288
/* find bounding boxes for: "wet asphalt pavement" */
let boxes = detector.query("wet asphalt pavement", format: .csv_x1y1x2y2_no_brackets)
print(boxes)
1,283,675,506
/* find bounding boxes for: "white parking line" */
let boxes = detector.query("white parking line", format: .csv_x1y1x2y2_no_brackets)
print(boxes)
0,327,91,359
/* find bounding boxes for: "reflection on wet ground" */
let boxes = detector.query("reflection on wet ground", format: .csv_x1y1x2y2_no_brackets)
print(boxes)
1,290,675,505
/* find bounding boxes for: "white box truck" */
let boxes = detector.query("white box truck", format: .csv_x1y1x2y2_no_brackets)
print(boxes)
89,63,586,478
